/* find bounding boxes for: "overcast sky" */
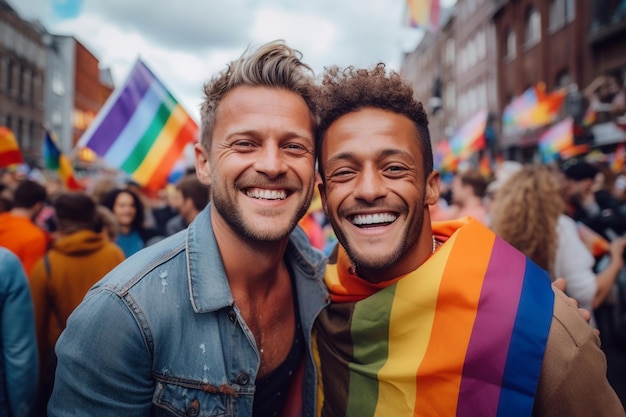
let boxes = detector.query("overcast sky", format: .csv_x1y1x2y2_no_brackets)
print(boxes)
8,0,459,122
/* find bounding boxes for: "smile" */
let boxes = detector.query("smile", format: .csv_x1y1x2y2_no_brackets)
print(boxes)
245,188,287,200
351,212,397,227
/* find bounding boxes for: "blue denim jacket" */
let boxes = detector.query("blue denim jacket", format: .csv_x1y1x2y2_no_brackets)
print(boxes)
0,248,38,417
49,206,329,417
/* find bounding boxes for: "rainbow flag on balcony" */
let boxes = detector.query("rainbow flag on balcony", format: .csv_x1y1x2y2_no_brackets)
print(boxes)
503,83,566,132
538,117,589,162
77,59,197,191
44,131,82,190
0,126,24,169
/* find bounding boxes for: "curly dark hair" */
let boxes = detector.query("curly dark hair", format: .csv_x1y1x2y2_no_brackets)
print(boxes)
315,63,432,178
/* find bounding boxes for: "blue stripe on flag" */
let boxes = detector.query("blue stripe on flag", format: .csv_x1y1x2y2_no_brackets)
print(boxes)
497,259,554,417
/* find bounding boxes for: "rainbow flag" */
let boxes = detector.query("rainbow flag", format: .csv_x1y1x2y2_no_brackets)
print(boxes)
582,106,597,127
314,218,554,417
449,109,487,160
503,83,566,132
44,131,82,190
0,126,24,169
406,0,440,31
610,142,626,173
433,139,458,173
77,59,197,191
538,117,588,162
479,152,492,179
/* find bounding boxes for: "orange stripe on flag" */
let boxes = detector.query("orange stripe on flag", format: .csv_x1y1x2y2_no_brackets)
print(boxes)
414,222,494,414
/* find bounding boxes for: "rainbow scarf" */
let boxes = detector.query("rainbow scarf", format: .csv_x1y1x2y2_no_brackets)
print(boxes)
313,218,554,417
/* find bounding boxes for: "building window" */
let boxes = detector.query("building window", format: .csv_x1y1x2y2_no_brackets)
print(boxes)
445,38,455,66
51,71,65,96
524,6,541,48
550,0,565,31
565,0,575,22
445,81,456,111
505,29,516,60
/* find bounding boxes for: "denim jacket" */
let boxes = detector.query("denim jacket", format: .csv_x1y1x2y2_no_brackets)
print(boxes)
49,206,329,417
0,248,38,417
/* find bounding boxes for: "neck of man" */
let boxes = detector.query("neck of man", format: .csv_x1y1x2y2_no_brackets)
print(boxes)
211,213,290,297
10,207,35,219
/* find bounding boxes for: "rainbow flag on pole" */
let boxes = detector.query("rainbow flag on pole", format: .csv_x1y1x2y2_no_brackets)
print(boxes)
77,59,198,191
44,131,82,190
406,0,440,31
0,126,25,169
449,109,487,160
538,117,589,162
314,218,553,417
503,83,566,132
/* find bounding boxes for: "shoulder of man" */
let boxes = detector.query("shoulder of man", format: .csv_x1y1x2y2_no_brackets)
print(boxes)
533,288,625,417
92,232,187,294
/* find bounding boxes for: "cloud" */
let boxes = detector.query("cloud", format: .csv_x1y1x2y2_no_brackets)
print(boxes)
10,0,424,121
84,0,255,53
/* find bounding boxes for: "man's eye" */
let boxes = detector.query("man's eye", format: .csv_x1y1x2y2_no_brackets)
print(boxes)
330,169,354,178
284,143,308,154
232,141,255,149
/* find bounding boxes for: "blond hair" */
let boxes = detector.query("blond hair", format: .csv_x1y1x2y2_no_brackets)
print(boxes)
489,165,565,278
200,40,317,150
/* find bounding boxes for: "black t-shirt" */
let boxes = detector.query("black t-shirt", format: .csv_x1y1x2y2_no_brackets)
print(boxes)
252,272,305,417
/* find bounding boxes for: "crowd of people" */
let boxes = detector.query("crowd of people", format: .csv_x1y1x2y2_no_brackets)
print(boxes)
1,40,625,416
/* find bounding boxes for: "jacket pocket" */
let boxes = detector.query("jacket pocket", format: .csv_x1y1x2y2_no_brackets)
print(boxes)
153,377,234,417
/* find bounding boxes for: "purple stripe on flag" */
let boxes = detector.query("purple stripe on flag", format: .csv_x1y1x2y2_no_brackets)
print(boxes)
456,238,526,416
83,61,153,155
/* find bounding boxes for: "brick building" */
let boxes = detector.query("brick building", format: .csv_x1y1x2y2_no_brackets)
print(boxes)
0,0,46,166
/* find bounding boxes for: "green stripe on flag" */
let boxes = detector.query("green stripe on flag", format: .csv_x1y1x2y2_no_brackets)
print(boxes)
346,285,396,417
121,92,176,173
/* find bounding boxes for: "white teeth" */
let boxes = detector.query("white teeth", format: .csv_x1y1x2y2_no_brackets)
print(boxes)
246,189,287,200
352,213,397,226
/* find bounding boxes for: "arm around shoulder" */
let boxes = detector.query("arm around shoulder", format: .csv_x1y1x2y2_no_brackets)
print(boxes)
48,287,156,416
533,289,626,417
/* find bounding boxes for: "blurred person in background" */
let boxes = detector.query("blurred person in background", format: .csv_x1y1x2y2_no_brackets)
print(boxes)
563,161,626,241
151,184,179,236
0,179,49,275
101,188,161,257
448,168,488,224
489,164,626,327
95,205,121,242
29,191,125,415
0,183,12,212
164,174,210,236
0,247,38,417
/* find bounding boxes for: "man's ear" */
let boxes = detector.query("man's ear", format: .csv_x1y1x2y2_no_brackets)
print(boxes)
194,143,211,186
425,170,441,206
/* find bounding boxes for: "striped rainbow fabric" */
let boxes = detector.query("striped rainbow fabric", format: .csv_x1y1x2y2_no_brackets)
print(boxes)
44,131,82,190
77,59,197,190
406,0,440,32
0,126,24,169
313,218,554,417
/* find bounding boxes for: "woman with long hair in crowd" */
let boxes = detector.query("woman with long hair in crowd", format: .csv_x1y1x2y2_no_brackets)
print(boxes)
101,188,160,257
489,164,626,326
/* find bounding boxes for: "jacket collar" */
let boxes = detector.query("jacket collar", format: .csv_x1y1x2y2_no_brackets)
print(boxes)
186,204,327,313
